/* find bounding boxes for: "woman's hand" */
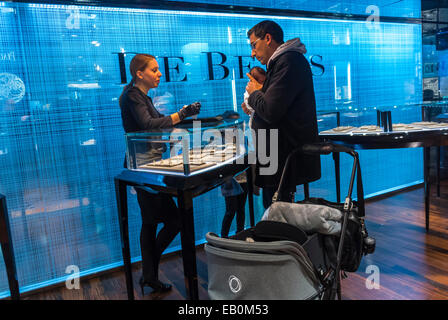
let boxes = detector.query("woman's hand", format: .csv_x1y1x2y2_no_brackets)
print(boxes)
178,102,201,119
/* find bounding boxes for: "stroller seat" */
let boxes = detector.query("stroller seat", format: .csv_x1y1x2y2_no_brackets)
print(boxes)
205,220,331,300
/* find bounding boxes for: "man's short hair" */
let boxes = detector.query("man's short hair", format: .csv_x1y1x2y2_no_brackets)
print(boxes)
247,20,284,44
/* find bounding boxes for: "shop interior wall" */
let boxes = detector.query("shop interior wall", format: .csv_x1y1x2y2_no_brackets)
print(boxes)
0,1,422,296
164,0,421,18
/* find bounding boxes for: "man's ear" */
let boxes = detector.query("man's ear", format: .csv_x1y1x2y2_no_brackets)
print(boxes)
265,33,272,46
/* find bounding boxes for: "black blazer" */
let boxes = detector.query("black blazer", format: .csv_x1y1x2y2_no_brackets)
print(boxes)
119,86,173,133
119,86,172,168
248,51,321,188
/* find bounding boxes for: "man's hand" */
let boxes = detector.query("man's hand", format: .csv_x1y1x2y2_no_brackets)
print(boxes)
241,102,251,115
245,73,263,95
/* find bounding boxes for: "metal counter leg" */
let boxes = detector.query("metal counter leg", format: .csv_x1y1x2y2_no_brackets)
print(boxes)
246,167,255,227
304,183,310,200
423,147,431,232
333,152,341,203
114,179,134,300
0,196,20,300
178,190,199,300
437,146,441,198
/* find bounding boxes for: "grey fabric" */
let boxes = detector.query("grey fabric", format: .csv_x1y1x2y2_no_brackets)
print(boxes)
206,233,317,281
267,38,307,69
262,201,342,235
205,233,321,300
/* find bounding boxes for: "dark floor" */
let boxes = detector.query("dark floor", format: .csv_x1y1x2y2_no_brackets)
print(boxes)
18,180,448,300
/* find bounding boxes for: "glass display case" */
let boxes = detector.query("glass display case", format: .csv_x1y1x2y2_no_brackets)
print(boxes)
317,102,448,136
125,119,250,176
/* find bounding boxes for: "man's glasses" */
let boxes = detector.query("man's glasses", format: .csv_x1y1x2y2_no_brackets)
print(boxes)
250,37,263,50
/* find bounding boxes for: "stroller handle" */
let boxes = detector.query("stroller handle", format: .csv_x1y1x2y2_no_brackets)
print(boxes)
274,142,365,216
272,142,366,300
301,142,356,157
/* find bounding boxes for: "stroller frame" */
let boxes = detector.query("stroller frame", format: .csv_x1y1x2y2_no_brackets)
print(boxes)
205,142,366,300
273,142,365,300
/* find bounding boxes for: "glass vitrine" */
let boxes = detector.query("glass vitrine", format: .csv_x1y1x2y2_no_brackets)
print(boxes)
318,102,448,136
125,119,250,176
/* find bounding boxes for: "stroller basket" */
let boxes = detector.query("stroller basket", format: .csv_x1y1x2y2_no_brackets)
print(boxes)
205,228,325,300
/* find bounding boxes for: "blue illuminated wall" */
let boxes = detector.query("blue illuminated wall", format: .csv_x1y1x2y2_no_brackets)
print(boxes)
0,1,422,297
167,0,421,18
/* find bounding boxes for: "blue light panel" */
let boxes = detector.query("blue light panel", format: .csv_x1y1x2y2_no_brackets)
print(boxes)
0,2,422,297
165,0,421,18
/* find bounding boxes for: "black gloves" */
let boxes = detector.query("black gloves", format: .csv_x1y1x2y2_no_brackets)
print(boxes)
178,102,201,120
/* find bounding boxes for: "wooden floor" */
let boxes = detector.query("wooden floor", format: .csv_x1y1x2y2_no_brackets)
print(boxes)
19,181,448,300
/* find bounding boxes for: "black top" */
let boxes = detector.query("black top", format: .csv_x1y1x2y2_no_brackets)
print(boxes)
248,51,321,188
119,86,173,133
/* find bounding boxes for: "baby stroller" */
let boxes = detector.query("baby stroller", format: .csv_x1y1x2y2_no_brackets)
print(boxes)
205,142,375,300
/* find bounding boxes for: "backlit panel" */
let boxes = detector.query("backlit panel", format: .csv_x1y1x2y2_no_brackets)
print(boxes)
0,2,422,296
166,0,421,18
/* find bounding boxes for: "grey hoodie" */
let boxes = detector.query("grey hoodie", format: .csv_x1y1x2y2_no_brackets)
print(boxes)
267,38,307,69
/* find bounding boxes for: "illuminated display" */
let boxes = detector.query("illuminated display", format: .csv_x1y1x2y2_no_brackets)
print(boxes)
165,0,421,18
0,1,422,296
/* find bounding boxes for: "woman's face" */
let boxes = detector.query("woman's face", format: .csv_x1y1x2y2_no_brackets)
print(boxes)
137,59,162,89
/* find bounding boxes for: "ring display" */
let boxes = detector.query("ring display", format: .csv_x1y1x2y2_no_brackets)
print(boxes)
319,105,448,232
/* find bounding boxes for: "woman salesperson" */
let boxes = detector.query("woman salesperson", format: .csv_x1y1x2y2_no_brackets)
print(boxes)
119,54,201,295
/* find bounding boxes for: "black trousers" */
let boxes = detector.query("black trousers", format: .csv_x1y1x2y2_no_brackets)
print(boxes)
221,183,248,238
136,188,181,281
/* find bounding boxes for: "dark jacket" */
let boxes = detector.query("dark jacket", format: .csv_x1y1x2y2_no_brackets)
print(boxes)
248,50,321,188
119,85,173,133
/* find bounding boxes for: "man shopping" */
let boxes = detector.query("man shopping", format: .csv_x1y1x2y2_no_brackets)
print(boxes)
245,20,321,208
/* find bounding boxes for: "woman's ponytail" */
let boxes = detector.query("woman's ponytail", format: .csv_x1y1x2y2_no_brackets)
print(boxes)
118,54,155,107
119,78,134,106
